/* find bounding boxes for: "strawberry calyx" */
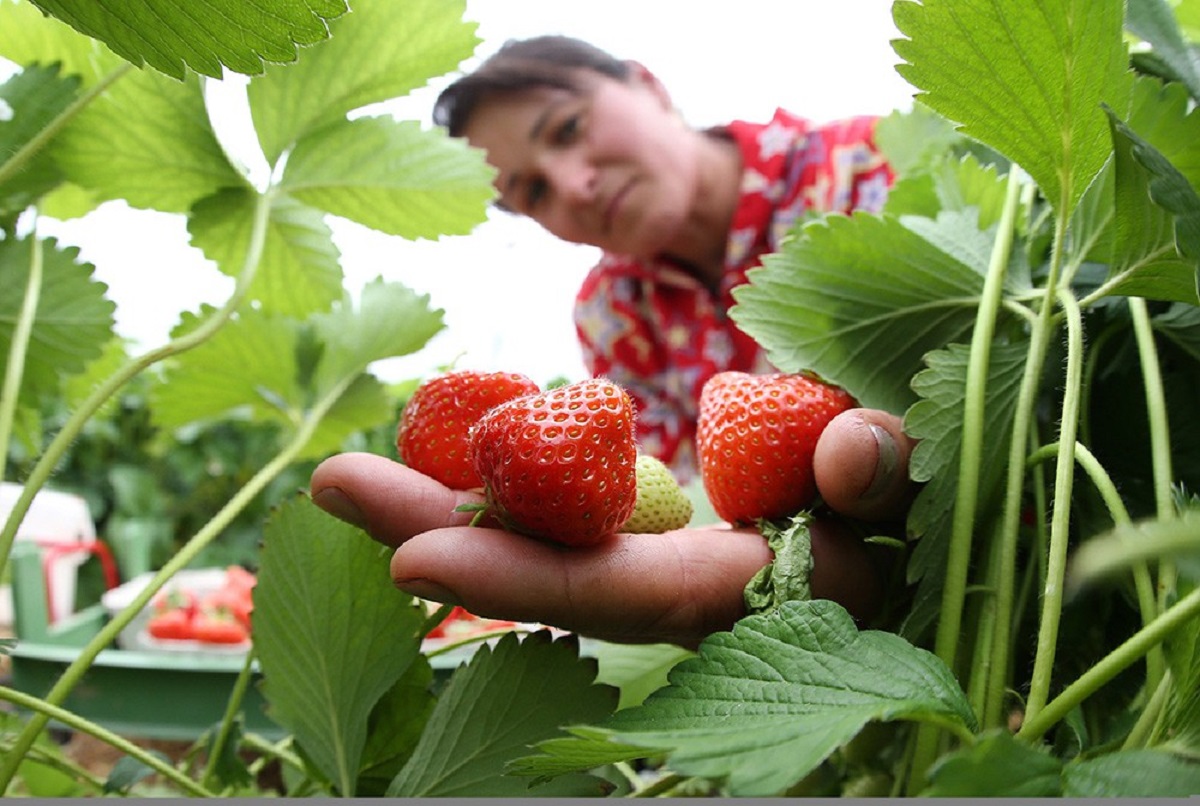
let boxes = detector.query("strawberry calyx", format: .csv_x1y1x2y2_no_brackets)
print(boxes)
745,511,885,625
454,501,490,527
743,512,816,616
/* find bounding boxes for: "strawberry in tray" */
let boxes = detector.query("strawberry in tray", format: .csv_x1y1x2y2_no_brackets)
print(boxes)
139,566,256,649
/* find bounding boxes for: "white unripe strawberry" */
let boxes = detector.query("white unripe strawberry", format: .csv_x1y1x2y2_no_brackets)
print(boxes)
620,454,693,533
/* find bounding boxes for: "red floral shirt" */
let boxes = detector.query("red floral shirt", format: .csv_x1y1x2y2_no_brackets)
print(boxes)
574,109,893,482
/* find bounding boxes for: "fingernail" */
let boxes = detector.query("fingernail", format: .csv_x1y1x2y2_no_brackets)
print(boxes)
311,487,366,529
864,424,899,500
395,578,462,606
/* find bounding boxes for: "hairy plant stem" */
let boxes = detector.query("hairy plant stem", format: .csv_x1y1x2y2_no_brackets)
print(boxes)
0,737,105,793
1024,291,1085,722
0,685,213,797
0,235,43,483
966,521,1005,720
1128,297,1177,607
1017,584,1200,743
200,649,259,791
1122,669,1172,751
1027,440,1163,688
0,188,272,596
980,210,1069,730
907,169,1023,793
239,733,306,776
0,64,133,188
0,369,355,792
1076,321,1122,448
0,190,280,792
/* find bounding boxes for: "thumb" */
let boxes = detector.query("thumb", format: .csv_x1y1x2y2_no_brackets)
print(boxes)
813,408,917,523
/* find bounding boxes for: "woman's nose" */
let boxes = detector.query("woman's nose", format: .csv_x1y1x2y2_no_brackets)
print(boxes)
548,155,597,205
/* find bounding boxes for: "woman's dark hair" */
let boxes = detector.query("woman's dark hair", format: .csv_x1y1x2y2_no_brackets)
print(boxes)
433,35,631,136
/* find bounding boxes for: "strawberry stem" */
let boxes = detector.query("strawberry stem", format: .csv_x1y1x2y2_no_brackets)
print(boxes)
455,502,490,527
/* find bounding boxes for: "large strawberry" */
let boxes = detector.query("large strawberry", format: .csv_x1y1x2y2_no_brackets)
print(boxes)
397,370,540,490
696,371,857,525
469,378,638,546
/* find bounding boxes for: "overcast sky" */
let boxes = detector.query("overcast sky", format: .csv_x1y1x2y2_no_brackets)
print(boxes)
35,1,917,387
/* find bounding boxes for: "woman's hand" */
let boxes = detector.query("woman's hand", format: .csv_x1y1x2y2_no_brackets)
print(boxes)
309,408,915,648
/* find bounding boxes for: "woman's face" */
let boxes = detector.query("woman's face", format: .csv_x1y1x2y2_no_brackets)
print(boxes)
462,67,702,258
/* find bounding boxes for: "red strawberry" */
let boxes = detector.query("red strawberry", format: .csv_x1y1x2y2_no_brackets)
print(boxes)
147,608,194,641
469,378,638,546
696,371,857,525
397,370,540,490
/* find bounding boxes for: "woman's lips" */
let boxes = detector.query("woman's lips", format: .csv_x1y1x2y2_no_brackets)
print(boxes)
604,180,634,233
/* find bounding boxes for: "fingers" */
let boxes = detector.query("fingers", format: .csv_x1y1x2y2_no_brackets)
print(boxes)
813,408,918,523
389,526,774,647
310,453,485,548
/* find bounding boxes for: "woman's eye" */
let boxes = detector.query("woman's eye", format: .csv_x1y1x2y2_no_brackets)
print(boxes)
525,178,547,209
553,114,580,145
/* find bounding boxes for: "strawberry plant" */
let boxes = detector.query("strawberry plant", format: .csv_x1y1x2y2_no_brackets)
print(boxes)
1,0,1198,799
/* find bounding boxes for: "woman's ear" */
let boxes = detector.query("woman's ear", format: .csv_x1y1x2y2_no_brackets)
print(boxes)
624,60,674,109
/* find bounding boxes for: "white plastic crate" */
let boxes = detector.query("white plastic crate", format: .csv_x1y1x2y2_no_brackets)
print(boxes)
0,481,97,626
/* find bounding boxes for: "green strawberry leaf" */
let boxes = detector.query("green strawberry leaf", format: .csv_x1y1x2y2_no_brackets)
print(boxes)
1063,749,1200,796
49,68,247,213
201,716,253,791
25,0,346,81
0,0,125,86
303,372,395,460
386,631,618,797
311,278,444,396
248,0,477,166
1127,0,1200,102
102,751,172,795
1104,108,1200,304
1162,586,1200,753
1179,0,1200,40
188,187,344,317
882,153,1017,236
1067,512,1200,589
279,116,494,239
0,236,116,406
873,102,966,179
1155,301,1200,361
893,0,1132,216
508,726,653,784
923,730,1063,797
254,494,426,797
900,342,1027,641
0,63,79,217
150,281,438,441
590,641,695,711
1063,75,1200,277
601,599,976,797
1124,77,1200,201
151,307,304,430
357,655,437,794
731,208,1020,414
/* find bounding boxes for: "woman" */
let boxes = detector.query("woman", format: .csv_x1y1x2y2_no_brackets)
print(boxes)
311,36,915,648
432,35,894,481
